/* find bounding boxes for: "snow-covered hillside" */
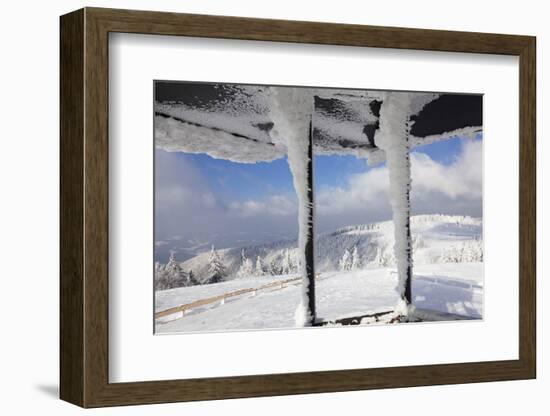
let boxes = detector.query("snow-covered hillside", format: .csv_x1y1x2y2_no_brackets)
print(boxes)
316,214,482,271
156,262,483,333
154,214,484,333
158,214,482,285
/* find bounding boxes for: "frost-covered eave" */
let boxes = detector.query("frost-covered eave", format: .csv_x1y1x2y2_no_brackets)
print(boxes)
313,89,386,102
155,114,286,163
155,113,480,166
366,125,482,167
410,125,482,149
155,92,481,167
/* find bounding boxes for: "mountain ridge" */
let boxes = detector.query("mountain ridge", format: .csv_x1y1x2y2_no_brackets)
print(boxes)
156,214,482,286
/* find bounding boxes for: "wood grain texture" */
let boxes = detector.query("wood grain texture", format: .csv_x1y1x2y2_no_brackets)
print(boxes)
59,8,84,407
518,37,536,376
59,7,537,408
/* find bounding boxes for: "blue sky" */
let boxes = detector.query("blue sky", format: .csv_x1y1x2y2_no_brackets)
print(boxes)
174,135,480,197
413,136,477,165
169,153,295,202
155,134,482,244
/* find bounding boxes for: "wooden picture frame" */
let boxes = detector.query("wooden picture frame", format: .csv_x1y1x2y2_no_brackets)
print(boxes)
60,7,536,408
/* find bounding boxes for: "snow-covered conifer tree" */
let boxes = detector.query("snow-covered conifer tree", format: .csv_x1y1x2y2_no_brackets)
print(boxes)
154,262,168,290
207,245,227,284
188,269,198,285
155,251,192,290
350,246,360,270
339,248,352,271
165,251,178,274
236,248,254,278
281,248,292,275
266,258,279,276
255,255,265,276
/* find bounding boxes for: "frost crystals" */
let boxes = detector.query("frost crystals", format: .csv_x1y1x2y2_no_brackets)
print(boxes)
269,87,315,327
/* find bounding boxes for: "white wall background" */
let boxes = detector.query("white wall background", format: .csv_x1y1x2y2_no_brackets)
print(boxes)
0,1,545,414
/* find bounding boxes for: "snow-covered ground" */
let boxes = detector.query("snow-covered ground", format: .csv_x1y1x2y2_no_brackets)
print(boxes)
155,262,482,334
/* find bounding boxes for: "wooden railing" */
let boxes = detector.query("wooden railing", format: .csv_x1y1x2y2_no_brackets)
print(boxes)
155,276,303,320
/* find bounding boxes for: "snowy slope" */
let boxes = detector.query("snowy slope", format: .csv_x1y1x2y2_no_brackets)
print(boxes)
156,262,483,333
168,214,482,284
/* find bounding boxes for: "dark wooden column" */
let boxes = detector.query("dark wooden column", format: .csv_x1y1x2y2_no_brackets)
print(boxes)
404,175,412,304
305,118,316,324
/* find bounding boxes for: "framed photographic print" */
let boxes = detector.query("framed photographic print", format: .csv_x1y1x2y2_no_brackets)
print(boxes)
60,7,536,408
153,81,484,333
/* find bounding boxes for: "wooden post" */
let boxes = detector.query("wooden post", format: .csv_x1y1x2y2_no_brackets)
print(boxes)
376,93,413,309
385,140,413,306
404,179,412,304
305,118,316,324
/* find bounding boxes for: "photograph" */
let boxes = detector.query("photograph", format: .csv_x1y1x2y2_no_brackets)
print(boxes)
153,81,483,334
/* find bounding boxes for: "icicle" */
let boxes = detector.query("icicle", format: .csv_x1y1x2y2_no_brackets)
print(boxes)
269,87,315,327
375,92,414,315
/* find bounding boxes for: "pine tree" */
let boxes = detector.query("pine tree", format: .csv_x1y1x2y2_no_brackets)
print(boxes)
154,252,192,290
269,258,281,276
207,245,227,284
154,262,168,290
168,251,191,287
236,249,254,278
165,251,178,275
255,255,265,276
339,248,352,271
188,269,198,285
281,248,292,275
350,246,360,270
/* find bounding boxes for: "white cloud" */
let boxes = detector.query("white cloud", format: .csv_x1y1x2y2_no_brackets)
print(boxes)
155,140,482,242
316,165,389,216
411,139,482,200
155,150,299,241
229,194,297,217
316,139,482,229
